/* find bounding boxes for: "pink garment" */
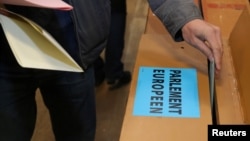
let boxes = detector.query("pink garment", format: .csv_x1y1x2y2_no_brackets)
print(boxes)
0,0,73,10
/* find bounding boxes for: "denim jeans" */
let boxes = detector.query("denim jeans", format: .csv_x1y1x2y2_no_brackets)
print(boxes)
0,10,96,141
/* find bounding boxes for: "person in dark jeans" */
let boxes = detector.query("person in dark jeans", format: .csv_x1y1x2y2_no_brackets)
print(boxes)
0,10,96,141
94,0,131,90
0,1,111,140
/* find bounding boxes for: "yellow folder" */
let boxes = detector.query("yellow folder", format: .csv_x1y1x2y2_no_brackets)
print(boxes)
0,8,83,72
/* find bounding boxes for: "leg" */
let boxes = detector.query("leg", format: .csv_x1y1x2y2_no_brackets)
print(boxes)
105,0,131,89
0,29,37,141
38,67,96,141
0,70,37,141
93,56,105,86
105,0,127,80
37,11,96,140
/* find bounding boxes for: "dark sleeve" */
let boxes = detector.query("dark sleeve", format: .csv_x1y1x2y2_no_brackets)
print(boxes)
147,0,203,41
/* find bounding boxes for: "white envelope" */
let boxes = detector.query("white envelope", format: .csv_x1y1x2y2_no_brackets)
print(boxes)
0,9,83,72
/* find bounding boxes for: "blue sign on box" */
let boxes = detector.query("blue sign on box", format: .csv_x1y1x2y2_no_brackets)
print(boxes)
133,66,200,118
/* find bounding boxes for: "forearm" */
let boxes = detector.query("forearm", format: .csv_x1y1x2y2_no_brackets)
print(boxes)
147,0,203,41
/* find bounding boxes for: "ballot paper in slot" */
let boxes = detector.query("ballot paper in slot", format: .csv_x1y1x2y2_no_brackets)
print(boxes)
0,0,73,10
0,8,83,72
208,61,216,124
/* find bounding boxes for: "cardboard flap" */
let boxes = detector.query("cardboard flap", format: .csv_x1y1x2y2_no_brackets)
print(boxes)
201,0,248,124
229,8,250,123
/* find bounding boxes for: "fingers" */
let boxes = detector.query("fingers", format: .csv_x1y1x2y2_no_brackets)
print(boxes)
192,38,214,61
182,19,223,76
203,24,223,75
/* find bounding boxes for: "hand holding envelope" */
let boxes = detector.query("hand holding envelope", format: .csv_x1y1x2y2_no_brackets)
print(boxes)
0,0,73,10
0,1,83,72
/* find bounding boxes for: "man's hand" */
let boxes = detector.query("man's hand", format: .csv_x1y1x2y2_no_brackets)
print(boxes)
182,19,223,76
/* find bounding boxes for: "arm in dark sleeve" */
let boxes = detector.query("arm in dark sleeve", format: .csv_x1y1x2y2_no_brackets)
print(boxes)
147,0,203,41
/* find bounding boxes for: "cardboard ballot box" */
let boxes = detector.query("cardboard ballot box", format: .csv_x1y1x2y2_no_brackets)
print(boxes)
143,0,250,124
119,0,250,141
119,33,212,141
